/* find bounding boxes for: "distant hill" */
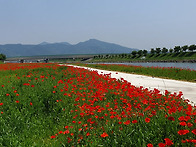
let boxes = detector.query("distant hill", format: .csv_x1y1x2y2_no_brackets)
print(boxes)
0,39,138,57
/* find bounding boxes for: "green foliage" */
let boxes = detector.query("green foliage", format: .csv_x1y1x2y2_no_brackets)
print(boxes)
169,49,173,53
182,45,188,52
131,51,137,57
189,44,196,52
0,66,68,146
174,46,181,53
162,47,168,54
143,50,148,56
155,48,161,55
137,50,143,57
150,48,155,55
0,53,6,60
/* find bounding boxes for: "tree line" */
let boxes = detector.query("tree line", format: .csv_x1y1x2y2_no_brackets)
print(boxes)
94,44,196,59
148,44,196,55
132,44,196,57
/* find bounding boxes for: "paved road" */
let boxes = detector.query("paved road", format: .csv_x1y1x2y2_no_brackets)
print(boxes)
65,64,196,105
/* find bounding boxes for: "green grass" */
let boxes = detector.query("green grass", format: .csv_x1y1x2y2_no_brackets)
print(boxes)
144,52,196,61
91,52,196,63
0,63,196,146
75,63,196,82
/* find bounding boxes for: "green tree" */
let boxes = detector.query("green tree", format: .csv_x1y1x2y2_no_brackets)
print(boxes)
131,51,137,57
0,53,6,60
143,50,148,56
155,48,161,55
150,48,155,55
182,45,188,52
105,54,109,59
137,50,143,57
169,49,173,53
174,46,181,53
189,44,196,52
162,47,168,54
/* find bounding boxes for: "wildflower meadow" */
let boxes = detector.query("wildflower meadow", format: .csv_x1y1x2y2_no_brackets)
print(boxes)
0,63,195,146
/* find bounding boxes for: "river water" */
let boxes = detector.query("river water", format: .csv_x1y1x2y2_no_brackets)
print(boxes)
101,62,196,70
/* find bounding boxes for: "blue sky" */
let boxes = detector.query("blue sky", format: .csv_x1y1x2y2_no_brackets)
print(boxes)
0,0,196,50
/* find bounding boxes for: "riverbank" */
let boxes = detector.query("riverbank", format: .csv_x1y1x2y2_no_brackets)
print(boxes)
66,64,196,105
91,52,196,63
88,59,196,63
74,63,196,83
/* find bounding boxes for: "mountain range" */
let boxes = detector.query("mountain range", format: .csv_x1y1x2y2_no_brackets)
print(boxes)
0,39,138,57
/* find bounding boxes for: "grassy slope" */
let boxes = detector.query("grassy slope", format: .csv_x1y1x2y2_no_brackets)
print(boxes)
90,52,196,62
75,63,196,83
145,52,196,61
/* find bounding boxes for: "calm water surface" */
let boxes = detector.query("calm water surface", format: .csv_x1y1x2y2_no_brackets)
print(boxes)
102,62,196,70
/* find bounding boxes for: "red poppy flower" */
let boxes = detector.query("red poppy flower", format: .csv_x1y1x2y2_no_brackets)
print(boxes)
181,140,186,143
145,117,150,123
191,129,196,135
51,135,56,139
0,103,3,106
64,130,70,134
178,116,185,121
158,143,166,147
132,120,138,123
147,143,153,147
187,122,193,127
100,132,108,138
178,130,189,135
86,132,90,136
124,120,130,125
164,138,173,146
16,100,19,103
167,116,175,121
179,122,186,126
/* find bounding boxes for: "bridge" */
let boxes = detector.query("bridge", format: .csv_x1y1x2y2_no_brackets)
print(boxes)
5,54,96,63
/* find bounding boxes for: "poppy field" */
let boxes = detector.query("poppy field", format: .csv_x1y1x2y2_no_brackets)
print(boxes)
0,63,196,146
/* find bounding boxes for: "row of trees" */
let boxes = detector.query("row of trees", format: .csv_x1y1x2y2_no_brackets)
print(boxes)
94,54,132,59
94,44,196,59
131,44,196,57
0,53,6,60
